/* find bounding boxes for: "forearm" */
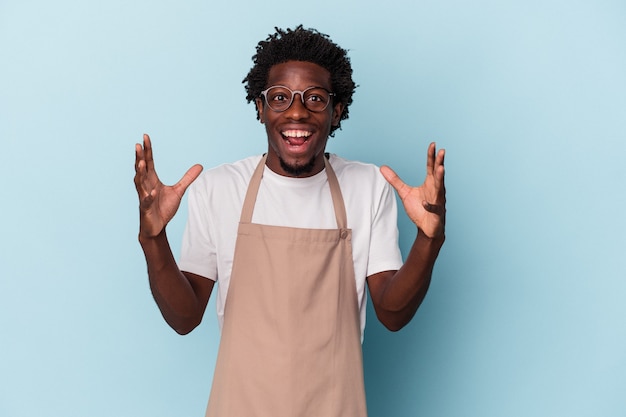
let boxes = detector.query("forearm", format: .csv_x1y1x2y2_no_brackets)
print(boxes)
370,230,444,331
139,230,204,334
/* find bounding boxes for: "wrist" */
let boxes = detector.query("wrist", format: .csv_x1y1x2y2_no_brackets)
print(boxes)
416,228,445,246
138,228,167,246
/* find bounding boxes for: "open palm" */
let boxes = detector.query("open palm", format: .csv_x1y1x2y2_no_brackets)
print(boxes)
134,134,203,238
380,142,446,239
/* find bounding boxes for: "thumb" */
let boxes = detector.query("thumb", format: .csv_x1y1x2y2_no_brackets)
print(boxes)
174,164,204,195
380,165,408,195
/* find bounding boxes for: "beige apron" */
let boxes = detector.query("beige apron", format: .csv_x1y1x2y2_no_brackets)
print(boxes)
206,155,367,417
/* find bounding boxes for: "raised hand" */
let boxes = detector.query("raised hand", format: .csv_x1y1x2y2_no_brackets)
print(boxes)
380,142,446,239
134,134,203,239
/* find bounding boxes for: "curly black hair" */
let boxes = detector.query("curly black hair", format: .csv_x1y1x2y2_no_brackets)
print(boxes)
243,25,357,136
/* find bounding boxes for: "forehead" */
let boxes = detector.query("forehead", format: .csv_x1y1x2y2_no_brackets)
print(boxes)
266,61,332,90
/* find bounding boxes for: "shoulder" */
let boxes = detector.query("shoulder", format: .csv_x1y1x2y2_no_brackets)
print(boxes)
328,154,388,190
190,155,263,194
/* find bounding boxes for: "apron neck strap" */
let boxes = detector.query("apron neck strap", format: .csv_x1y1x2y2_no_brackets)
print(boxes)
324,155,348,229
239,154,348,229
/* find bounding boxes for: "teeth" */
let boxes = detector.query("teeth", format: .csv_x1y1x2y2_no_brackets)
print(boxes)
282,130,311,138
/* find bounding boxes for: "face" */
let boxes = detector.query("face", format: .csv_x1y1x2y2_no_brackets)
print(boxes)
255,61,344,177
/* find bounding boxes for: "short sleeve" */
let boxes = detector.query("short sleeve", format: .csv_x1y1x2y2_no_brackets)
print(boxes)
366,178,403,277
179,179,217,281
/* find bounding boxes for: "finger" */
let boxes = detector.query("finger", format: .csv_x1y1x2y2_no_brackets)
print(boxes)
134,142,144,172
134,159,154,197
135,134,160,189
134,141,147,189
143,133,155,171
426,142,436,176
435,165,446,193
134,146,158,196
173,164,204,196
435,148,445,168
380,165,409,198
434,149,446,191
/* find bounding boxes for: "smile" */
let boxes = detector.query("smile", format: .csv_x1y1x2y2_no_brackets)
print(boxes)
282,130,312,139
281,130,312,147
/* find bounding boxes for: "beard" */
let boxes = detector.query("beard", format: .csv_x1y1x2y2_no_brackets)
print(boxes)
278,155,317,177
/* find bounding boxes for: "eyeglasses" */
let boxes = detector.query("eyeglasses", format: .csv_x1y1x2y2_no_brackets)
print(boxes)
260,85,335,113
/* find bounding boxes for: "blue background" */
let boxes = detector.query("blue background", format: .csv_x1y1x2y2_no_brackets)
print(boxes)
1,1,625,416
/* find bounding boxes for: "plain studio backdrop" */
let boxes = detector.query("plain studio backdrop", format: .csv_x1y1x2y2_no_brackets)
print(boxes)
1,1,625,416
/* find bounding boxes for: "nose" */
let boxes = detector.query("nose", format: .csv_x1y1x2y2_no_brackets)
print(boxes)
284,93,310,120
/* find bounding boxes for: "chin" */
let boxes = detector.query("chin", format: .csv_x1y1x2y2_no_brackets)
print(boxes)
279,156,317,177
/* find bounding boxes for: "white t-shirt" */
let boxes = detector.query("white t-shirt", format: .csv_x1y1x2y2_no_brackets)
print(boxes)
179,154,403,338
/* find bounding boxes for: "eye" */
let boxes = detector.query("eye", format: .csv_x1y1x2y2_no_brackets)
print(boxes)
266,87,291,103
307,94,324,103
305,91,328,103
304,88,330,106
272,93,288,102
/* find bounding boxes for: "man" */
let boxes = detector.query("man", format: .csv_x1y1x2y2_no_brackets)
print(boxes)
134,26,445,417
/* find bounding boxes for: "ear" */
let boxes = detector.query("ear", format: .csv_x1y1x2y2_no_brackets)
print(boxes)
255,98,265,123
331,101,344,127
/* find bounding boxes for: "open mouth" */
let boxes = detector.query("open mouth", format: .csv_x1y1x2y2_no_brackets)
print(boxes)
281,130,312,146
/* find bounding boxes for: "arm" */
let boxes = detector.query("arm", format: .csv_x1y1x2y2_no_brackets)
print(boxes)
134,134,213,335
367,142,446,331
